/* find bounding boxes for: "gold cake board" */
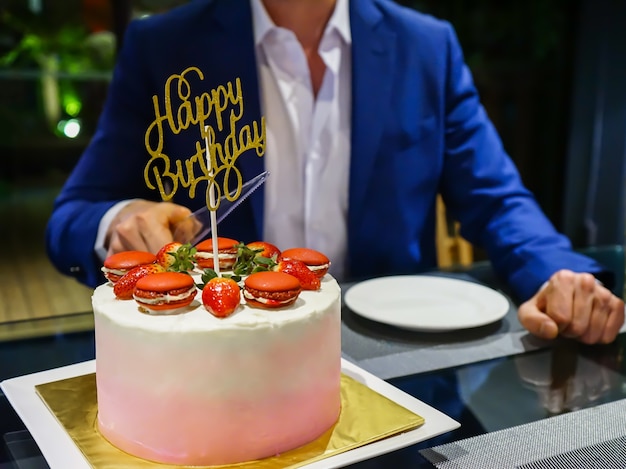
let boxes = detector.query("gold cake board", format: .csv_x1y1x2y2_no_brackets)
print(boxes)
35,372,424,468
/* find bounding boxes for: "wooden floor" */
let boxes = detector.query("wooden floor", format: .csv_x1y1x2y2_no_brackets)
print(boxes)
0,181,94,339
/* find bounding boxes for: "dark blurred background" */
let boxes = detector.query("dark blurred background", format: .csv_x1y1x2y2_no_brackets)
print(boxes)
403,0,579,223
1,0,625,323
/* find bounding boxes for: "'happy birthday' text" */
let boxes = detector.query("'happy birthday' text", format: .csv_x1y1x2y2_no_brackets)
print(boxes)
143,66,265,209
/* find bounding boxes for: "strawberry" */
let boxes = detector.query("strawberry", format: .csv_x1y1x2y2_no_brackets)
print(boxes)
274,259,321,291
246,241,281,260
202,277,241,318
113,263,166,300
156,242,196,272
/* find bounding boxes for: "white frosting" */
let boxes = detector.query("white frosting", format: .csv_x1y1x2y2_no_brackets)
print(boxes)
92,276,341,331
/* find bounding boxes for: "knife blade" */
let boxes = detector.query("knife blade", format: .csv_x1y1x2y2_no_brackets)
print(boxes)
173,171,269,245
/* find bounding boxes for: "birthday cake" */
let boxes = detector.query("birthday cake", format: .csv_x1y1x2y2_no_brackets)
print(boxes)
93,244,342,466
91,55,344,465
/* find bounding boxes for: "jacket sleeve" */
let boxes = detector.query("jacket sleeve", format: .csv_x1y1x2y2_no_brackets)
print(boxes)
46,21,158,288
438,24,607,301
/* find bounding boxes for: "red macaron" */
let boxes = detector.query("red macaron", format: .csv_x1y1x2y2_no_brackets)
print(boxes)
279,248,331,278
194,237,239,270
101,250,157,284
133,272,197,313
243,271,301,309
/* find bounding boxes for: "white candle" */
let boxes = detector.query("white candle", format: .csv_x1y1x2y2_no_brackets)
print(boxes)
205,126,220,277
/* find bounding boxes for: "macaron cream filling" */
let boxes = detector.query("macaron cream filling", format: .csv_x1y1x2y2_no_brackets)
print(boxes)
242,289,295,305
134,286,197,305
101,267,129,276
195,252,237,260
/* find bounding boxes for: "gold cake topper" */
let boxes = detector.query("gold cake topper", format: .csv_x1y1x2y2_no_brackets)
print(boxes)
143,66,266,211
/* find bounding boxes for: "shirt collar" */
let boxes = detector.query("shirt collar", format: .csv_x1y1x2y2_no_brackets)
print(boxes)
328,0,352,45
250,0,352,46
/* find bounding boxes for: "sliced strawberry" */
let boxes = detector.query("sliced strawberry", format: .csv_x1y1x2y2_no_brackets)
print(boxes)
202,277,241,318
113,263,166,300
156,242,196,272
246,241,281,260
156,242,182,268
274,259,321,291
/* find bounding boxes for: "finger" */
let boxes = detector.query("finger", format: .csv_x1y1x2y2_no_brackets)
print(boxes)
109,221,151,253
518,297,559,340
108,203,189,254
543,270,576,332
560,273,596,338
168,204,198,243
165,204,192,227
106,232,129,256
133,207,179,254
134,203,193,253
600,295,625,344
579,290,611,344
173,217,202,244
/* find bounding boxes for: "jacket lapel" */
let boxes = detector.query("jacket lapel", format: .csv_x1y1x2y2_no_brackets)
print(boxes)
348,1,397,232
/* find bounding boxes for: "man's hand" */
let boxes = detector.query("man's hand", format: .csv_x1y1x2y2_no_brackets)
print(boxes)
105,200,192,256
518,270,624,344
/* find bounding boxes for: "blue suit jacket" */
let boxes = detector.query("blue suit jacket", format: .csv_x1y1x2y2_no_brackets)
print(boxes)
46,0,604,299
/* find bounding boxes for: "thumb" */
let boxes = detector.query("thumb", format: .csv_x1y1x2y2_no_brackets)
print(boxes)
518,289,559,340
163,203,192,225
163,204,197,244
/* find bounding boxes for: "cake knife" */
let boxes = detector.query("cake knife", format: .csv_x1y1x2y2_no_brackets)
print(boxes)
173,171,269,245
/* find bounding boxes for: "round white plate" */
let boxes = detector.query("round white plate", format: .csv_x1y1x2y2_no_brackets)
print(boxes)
344,275,510,332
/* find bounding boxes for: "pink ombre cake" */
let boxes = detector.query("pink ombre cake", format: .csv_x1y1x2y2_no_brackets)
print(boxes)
92,275,341,466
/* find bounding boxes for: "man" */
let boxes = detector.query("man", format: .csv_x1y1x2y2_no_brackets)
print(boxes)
46,0,624,343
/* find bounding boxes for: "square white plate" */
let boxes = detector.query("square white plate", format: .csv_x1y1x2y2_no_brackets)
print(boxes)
1,359,459,468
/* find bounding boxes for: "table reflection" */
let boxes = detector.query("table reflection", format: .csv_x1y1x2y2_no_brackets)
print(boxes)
387,338,626,446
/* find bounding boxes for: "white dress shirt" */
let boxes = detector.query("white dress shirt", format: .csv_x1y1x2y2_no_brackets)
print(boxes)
97,0,352,280
251,0,352,280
